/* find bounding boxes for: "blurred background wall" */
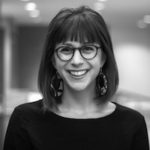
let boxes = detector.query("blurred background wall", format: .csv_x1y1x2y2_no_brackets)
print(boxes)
0,0,150,149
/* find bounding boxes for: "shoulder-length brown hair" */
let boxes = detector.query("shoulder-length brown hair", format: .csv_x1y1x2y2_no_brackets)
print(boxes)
38,6,119,110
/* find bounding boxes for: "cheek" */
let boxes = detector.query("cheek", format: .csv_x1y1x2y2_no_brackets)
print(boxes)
96,52,105,69
53,55,67,75
92,55,102,71
94,63,101,77
89,54,103,78
53,54,61,69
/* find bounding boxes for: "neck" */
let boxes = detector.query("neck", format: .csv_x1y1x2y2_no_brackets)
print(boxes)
60,84,98,112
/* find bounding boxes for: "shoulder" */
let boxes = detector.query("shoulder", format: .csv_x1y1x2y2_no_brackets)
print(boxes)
114,102,145,124
114,102,149,139
14,99,43,113
11,99,44,121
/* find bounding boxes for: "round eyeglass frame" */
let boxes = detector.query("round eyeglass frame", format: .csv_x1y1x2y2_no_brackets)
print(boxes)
55,45,101,61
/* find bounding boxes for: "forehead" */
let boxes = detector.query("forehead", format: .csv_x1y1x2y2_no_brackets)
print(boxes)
54,17,102,47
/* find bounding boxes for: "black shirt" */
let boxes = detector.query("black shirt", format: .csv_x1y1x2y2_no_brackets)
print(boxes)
3,100,149,150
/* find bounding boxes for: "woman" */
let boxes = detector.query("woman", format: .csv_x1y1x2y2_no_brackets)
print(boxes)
3,6,149,150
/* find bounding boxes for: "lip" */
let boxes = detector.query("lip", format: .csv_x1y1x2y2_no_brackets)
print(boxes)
68,69,89,71
67,69,89,79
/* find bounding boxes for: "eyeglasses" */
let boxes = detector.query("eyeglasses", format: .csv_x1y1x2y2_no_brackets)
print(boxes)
55,44,101,61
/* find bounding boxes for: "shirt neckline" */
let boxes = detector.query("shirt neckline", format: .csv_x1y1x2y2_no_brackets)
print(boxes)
47,102,118,121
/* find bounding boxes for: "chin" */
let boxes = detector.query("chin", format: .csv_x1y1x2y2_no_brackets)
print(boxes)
71,86,87,91
67,81,92,91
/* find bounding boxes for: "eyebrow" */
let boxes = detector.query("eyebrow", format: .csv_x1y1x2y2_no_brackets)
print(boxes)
56,42,100,48
55,43,73,49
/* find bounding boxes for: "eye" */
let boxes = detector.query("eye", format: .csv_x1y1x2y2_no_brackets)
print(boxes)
57,46,72,54
82,45,96,53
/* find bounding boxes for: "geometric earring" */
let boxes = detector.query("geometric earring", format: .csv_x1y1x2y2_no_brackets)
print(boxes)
96,68,108,96
50,71,63,98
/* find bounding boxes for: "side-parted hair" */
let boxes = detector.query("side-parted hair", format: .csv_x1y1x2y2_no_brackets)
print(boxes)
38,6,119,110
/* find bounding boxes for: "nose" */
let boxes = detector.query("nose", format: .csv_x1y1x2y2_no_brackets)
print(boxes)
70,49,84,67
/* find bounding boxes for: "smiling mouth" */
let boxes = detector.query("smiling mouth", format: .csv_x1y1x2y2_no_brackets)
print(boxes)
68,70,88,78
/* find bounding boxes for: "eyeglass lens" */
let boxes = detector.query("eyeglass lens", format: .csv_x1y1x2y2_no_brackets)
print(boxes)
56,45,99,61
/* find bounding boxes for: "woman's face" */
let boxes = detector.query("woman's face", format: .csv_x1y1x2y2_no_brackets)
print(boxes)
53,40,105,92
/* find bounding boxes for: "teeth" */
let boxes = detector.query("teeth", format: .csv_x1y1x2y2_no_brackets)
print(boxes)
70,70,87,76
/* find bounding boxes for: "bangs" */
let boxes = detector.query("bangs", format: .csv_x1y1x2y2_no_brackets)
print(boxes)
54,14,102,44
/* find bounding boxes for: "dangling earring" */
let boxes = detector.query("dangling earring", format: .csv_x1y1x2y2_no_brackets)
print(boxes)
50,71,63,98
96,68,108,96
